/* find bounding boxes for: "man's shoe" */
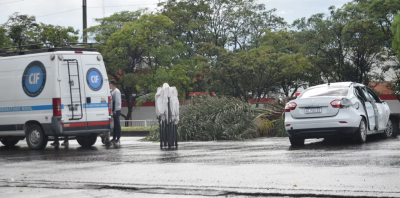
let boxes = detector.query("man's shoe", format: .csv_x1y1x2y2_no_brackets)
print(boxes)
109,139,116,144
51,142,59,146
61,141,69,146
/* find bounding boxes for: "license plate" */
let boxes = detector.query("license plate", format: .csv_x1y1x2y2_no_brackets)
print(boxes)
305,107,322,114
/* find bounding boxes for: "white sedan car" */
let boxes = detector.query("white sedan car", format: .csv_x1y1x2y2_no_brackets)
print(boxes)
285,82,398,146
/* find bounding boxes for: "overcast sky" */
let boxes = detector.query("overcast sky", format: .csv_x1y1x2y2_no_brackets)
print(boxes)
0,0,350,39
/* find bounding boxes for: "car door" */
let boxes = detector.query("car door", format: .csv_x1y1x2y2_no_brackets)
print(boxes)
367,88,390,130
359,88,377,130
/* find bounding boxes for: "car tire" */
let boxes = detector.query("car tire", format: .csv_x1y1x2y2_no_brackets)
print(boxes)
389,116,399,138
77,134,97,147
289,137,305,146
26,124,48,150
1,139,19,147
353,118,367,144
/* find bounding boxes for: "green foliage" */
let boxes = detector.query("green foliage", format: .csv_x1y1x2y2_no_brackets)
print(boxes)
0,26,10,48
393,14,400,59
144,96,288,141
272,114,287,137
176,95,261,141
292,4,389,85
0,12,79,49
36,23,79,46
90,11,182,120
4,12,38,47
255,118,274,136
144,127,161,142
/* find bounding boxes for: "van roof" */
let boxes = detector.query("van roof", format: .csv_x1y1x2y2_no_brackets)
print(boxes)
0,42,98,57
0,50,101,60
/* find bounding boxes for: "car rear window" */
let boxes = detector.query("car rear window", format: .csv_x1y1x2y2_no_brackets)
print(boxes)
298,86,349,98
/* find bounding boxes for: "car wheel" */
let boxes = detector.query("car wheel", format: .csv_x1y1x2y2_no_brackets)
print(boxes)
289,137,305,146
353,118,367,144
76,134,97,147
26,124,48,150
1,139,19,147
383,116,399,138
381,119,393,138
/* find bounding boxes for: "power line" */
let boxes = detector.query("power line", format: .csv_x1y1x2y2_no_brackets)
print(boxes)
34,4,158,19
89,4,156,8
0,0,24,5
36,8,81,18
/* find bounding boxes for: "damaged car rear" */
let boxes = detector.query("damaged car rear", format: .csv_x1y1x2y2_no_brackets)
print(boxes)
284,82,398,146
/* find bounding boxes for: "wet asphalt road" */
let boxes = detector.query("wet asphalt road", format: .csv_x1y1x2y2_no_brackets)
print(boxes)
0,135,400,198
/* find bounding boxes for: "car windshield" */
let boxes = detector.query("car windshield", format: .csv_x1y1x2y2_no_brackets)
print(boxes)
299,86,349,98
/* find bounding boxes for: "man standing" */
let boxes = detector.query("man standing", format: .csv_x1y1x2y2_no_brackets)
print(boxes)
109,80,122,144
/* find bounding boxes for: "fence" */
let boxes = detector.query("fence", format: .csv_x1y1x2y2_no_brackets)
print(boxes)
120,120,158,127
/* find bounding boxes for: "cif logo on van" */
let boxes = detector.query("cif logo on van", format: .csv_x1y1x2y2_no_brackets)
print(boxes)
22,61,46,97
86,68,103,91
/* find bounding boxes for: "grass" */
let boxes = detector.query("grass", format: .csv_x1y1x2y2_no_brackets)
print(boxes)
121,126,156,131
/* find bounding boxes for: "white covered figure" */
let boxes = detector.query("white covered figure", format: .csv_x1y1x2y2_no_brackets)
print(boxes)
155,83,179,124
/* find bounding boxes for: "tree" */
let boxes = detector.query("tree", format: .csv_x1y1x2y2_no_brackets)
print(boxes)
292,4,388,86
101,13,181,120
36,23,79,46
0,26,10,48
393,14,400,58
4,12,38,48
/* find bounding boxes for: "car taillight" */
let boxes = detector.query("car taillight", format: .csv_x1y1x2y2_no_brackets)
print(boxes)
52,98,62,117
331,100,341,108
108,96,112,115
285,102,297,112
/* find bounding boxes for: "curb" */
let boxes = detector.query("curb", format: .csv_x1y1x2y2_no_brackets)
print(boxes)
116,131,150,137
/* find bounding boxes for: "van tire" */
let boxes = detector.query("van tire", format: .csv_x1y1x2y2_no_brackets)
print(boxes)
77,134,97,147
26,124,48,150
353,118,367,144
1,139,19,147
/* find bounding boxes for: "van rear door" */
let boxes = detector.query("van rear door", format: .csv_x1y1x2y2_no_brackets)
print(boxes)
59,56,87,127
80,54,110,128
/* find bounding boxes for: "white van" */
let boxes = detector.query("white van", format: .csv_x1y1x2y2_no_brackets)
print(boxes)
0,48,112,150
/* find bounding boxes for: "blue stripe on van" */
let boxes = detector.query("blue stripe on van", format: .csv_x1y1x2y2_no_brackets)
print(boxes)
83,103,108,108
0,103,107,113
0,105,55,112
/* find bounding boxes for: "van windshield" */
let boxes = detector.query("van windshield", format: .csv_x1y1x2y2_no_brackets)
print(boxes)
298,86,349,98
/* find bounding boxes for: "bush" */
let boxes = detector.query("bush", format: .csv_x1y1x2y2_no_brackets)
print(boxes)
144,126,160,141
178,96,261,141
144,95,288,141
272,113,288,137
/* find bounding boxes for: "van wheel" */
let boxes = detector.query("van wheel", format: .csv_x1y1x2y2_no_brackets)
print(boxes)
1,139,19,147
289,137,305,146
26,124,48,150
353,118,367,144
77,134,97,147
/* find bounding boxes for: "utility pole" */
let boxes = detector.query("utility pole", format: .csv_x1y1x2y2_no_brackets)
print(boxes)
83,0,87,43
